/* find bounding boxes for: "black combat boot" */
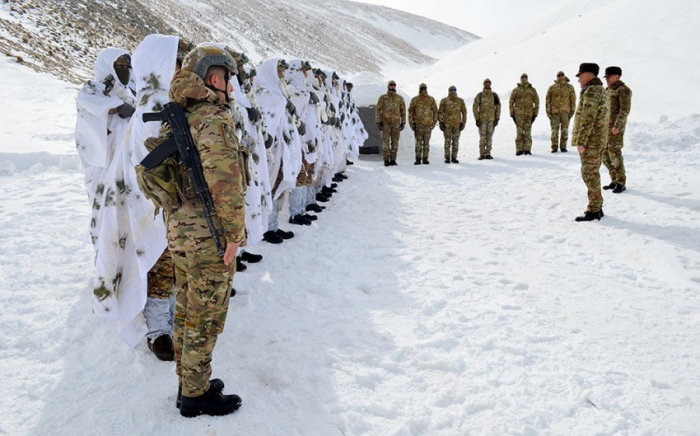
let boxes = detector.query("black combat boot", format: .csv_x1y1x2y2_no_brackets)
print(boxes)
337,172,348,180
330,183,338,189
289,214,312,226
177,379,225,409
485,155,493,159
445,158,450,164
451,157,459,163
414,159,421,165
275,229,295,239
551,148,558,153
306,203,323,213
560,148,568,152
235,256,247,272
478,155,485,160
322,186,337,194
612,184,626,193
422,158,429,164
263,230,283,244
180,386,242,418
390,160,397,166
574,210,605,222
316,193,330,202
603,182,617,190
346,159,354,165
240,251,263,263
516,151,523,156
524,150,532,155
384,160,390,167
147,335,174,361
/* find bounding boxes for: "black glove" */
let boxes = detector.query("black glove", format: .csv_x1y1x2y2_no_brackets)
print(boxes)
459,122,465,131
439,122,445,131
264,133,273,149
116,103,135,119
246,106,261,123
531,115,536,123
309,92,319,104
399,123,405,131
476,120,481,128
377,121,383,131
494,119,499,127
286,99,296,117
298,121,306,136
511,115,516,124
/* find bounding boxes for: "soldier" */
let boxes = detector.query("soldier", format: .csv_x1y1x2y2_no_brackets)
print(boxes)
473,78,501,160
438,85,467,163
509,73,539,155
545,71,576,153
603,66,632,193
572,62,610,222
408,83,438,164
375,80,406,166
166,45,245,416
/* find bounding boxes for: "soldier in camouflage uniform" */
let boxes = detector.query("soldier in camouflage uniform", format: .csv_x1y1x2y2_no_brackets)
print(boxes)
408,83,438,164
375,80,406,166
572,63,610,222
546,71,576,153
473,78,501,160
165,45,245,417
509,73,539,155
603,66,632,193
438,85,467,163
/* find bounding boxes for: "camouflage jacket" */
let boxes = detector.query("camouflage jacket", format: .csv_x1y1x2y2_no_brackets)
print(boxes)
169,69,247,244
438,95,467,128
608,80,632,131
546,78,576,116
375,90,406,125
509,82,540,118
472,89,501,123
571,77,610,149
408,92,438,128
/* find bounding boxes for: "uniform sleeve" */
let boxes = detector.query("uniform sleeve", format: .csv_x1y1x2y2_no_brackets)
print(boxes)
614,86,632,130
461,99,467,122
438,99,445,122
495,94,501,120
571,90,600,147
400,98,406,124
568,85,577,115
545,86,553,117
193,118,247,243
431,98,438,125
509,92,515,117
533,89,540,116
408,98,416,126
472,93,480,121
375,96,383,124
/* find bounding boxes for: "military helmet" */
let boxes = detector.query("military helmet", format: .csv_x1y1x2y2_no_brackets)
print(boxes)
278,59,289,70
177,38,195,62
332,72,339,80
181,44,236,80
302,60,312,71
314,68,326,79
346,82,353,89
249,67,257,77
113,54,131,69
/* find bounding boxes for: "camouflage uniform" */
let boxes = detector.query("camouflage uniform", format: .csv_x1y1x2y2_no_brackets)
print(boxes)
147,248,174,299
375,85,406,162
473,85,501,157
572,77,610,213
166,47,246,398
509,78,539,153
438,88,467,161
546,73,577,151
408,84,438,162
604,80,632,186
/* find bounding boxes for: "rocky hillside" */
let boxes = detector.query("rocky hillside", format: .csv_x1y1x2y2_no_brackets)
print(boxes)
0,0,477,84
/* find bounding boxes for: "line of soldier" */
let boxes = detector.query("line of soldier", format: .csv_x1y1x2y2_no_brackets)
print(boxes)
75,35,367,417
375,70,631,181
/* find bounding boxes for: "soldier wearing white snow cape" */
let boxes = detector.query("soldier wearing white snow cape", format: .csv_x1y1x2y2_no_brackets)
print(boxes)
254,58,303,244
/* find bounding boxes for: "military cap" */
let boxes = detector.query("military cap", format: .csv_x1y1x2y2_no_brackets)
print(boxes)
388,80,396,87
575,62,599,77
182,44,236,80
419,83,427,89
604,66,622,77
483,78,491,84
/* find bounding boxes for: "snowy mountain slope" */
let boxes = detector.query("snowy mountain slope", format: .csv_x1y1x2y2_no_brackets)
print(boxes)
393,0,699,124
0,0,477,84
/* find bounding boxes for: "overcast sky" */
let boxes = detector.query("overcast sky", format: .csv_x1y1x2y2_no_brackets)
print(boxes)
353,0,569,36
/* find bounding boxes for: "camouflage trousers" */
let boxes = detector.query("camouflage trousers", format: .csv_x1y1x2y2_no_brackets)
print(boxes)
514,118,533,152
579,145,604,212
168,205,235,397
414,125,433,160
603,132,626,185
443,126,461,159
381,123,401,161
478,121,495,156
147,248,174,299
549,112,571,151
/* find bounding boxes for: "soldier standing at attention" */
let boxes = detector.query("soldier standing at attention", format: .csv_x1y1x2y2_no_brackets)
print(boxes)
545,71,576,153
408,83,438,165
375,80,406,166
473,78,501,160
572,62,610,222
438,85,467,163
603,66,632,193
167,45,246,416
509,73,539,155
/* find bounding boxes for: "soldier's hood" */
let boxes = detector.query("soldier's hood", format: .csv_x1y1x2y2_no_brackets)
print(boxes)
517,82,532,88
131,34,178,97
256,57,285,99
285,59,309,94
94,47,129,82
169,68,221,108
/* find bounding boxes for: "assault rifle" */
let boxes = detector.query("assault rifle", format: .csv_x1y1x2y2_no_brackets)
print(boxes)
141,102,225,256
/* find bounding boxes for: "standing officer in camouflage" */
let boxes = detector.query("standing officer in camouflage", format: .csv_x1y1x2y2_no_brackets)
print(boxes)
408,83,438,164
545,71,576,153
572,62,610,222
375,80,406,166
438,85,467,163
603,66,632,193
473,78,501,160
509,73,539,155
166,45,246,416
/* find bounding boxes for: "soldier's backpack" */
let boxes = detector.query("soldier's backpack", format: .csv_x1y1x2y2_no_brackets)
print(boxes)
135,132,181,215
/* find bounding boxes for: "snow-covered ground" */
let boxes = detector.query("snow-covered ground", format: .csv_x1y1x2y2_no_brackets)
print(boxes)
1,0,700,434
